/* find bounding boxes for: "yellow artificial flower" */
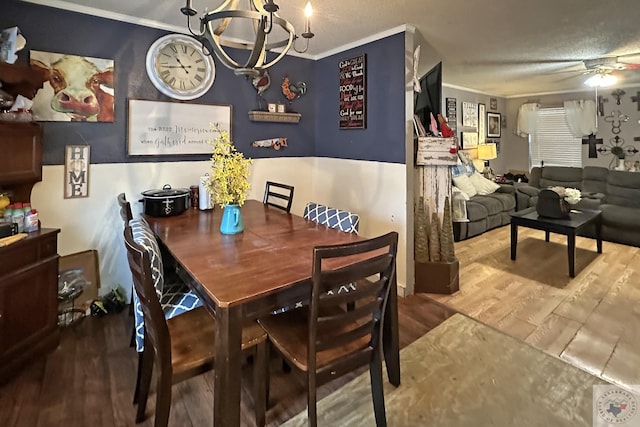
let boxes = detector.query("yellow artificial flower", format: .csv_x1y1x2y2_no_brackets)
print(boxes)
205,124,253,207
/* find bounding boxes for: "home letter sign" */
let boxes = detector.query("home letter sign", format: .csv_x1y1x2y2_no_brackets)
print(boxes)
64,145,90,198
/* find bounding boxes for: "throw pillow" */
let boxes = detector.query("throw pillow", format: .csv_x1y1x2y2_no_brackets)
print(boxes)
451,150,477,178
452,174,478,198
452,185,470,201
469,172,501,195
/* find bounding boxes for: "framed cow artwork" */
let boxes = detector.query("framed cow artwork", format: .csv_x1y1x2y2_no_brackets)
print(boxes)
29,51,114,122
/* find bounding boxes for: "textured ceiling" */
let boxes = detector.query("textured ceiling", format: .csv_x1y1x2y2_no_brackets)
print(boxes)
24,0,640,97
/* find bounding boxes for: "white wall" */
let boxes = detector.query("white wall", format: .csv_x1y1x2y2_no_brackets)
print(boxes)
33,157,409,299
311,158,408,293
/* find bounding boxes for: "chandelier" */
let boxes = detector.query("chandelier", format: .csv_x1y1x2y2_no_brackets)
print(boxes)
181,0,314,77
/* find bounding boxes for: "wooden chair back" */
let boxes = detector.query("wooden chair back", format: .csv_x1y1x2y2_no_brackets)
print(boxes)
124,224,267,426
124,225,171,361
308,231,398,384
117,192,133,225
260,231,398,426
263,181,295,213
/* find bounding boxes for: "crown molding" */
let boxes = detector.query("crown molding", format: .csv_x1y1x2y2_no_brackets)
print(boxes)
312,25,413,60
443,83,500,98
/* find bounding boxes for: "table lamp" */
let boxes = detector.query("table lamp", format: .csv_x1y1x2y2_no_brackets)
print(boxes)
477,143,497,179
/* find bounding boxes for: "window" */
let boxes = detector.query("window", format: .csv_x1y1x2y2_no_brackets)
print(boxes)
529,107,582,169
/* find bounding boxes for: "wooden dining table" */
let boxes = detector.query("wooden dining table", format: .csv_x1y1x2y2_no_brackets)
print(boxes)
143,200,400,426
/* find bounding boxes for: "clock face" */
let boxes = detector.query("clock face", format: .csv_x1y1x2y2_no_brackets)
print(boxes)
146,34,215,100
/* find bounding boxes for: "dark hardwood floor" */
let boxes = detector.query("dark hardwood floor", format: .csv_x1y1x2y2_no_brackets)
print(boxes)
0,296,455,427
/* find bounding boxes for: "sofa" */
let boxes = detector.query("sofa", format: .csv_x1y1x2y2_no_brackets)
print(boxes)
451,156,517,241
454,185,517,241
515,166,640,247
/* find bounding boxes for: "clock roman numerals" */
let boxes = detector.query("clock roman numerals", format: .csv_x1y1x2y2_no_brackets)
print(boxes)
148,34,215,99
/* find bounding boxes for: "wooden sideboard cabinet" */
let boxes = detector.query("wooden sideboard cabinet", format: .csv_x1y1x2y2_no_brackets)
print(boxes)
0,62,55,384
0,228,61,384
0,62,44,203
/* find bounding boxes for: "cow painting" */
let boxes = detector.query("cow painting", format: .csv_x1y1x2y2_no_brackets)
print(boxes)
30,51,114,122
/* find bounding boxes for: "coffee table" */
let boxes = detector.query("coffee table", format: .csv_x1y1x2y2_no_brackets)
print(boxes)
510,207,602,277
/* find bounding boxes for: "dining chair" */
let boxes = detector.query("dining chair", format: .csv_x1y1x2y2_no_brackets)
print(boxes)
128,218,203,402
263,181,295,213
259,231,399,427
118,193,206,406
117,193,139,347
124,223,268,427
303,201,360,234
304,202,360,309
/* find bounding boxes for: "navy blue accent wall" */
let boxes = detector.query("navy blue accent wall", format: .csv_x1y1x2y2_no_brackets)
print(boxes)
314,33,406,164
3,0,315,165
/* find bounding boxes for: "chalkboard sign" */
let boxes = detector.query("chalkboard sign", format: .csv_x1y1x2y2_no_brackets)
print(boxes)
339,54,367,129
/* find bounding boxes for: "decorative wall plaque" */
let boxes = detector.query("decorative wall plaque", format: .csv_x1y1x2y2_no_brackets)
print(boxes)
64,145,90,199
339,54,367,129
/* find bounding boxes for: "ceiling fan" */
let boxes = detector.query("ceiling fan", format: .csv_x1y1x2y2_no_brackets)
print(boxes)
582,56,640,72
542,54,640,87
577,56,640,87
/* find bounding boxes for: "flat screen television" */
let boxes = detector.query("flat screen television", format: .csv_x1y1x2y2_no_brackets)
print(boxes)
414,62,442,134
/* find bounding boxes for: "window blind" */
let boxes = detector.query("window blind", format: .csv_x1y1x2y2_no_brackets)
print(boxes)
529,107,582,168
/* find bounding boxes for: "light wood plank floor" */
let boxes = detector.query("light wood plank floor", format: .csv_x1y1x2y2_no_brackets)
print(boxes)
429,224,640,393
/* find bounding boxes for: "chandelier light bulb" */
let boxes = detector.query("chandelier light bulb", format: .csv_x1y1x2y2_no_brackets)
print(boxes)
305,2,313,18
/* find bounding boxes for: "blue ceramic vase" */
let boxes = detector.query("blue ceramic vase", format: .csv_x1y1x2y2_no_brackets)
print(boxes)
220,204,244,234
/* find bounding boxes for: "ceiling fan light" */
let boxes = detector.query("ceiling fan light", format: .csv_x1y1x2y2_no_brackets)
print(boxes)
584,73,617,87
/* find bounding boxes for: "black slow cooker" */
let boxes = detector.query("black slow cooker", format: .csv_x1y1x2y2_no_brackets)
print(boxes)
140,184,190,217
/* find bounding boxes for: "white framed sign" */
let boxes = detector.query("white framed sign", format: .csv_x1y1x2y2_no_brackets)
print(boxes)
478,103,486,144
64,145,90,199
461,101,478,128
127,99,232,156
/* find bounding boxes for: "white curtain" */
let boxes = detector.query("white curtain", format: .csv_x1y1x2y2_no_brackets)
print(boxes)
563,100,597,137
516,103,539,137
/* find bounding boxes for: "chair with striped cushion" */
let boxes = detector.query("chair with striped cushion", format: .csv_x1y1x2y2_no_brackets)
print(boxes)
303,202,360,234
124,224,268,427
128,218,203,403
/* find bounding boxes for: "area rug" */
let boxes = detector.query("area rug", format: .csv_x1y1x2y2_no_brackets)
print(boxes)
281,313,609,426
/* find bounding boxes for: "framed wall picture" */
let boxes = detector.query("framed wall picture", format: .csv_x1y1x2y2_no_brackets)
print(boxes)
446,97,457,130
461,101,478,127
478,103,486,144
490,98,498,110
461,131,478,149
127,99,232,156
30,50,114,122
487,112,501,138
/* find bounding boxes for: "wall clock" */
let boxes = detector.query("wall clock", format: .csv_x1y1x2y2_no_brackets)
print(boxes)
145,34,215,100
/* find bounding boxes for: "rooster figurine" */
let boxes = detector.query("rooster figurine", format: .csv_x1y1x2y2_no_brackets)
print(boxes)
281,75,296,101
282,75,307,104
252,70,271,97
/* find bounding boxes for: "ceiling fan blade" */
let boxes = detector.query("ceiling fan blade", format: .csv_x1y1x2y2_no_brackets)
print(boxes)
619,62,640,70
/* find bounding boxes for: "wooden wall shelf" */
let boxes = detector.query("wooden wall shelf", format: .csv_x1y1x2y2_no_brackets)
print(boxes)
248,111,302,123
